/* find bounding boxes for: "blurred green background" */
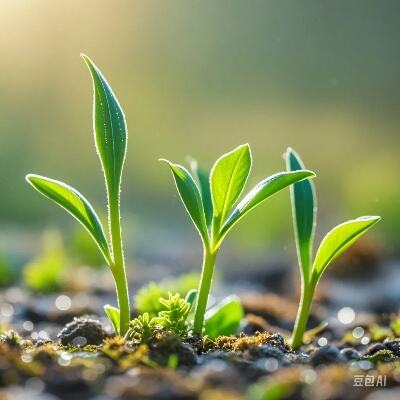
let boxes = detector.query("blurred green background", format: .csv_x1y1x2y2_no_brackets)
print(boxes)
0,0,399,264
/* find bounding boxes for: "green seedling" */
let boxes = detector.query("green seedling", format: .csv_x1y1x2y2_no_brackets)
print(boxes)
127,313,158,343
157,292,193,336
286,148,381,349
26,54,130,335
127,291,195,342
135,273,200,317
162,144,315,334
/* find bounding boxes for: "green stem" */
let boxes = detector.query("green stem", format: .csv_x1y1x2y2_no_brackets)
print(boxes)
109,190,130,336
193,246,217,334
291,282,314,349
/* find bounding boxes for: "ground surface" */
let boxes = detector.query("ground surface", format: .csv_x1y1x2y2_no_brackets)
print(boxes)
0,254,399,399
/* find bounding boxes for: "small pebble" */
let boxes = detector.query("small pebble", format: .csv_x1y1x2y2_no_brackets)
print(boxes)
384,339,400,356
57,317,105,346
310,344,345,366
364,343,386,356
248,344,285,360
340,347,360,361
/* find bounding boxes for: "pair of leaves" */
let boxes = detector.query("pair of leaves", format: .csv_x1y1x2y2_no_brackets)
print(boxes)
163,144,315,247
26,55,127,268
286,148,381,284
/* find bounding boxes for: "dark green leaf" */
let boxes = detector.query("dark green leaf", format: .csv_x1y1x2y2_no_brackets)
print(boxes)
161,160,209,244
26,174,111,264
204,296,244,338
286,148,316,277
82,54,127,196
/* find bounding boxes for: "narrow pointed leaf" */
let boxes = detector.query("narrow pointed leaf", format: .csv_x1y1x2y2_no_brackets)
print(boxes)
286,148,316,277
26,174,111,264
82,54,127,195
312,216,381,278
189,159,213,227
210,144,251,228
220,170,315,238
161,160,209,244
104,304,120,335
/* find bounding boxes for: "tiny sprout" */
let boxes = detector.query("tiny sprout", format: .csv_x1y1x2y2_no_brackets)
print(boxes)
126,292,194,342
286,148,381,349
162,144,315,334
127,313,158,343
158,292,192,337
26,54,130,336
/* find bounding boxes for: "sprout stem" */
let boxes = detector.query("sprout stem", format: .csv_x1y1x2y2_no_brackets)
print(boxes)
109,190,130,336
291,282,314,349
193,246,217,333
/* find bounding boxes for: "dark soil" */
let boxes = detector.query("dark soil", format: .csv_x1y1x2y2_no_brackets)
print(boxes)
0,308,399,400
0,254,399,399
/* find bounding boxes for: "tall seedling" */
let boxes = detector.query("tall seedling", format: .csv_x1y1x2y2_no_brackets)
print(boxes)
286,148,380,349
162,144,315,333
26,55,130,335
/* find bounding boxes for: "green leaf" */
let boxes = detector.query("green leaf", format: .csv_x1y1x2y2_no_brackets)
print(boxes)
220,170,316,239
204,296,244,338
286,148,316,277
160,160,209,244
104,304,120,335
26,174,111,264
82,54,127,196
210,144,251,229
312,216,381,279
184,289,197,312
189,158,213,227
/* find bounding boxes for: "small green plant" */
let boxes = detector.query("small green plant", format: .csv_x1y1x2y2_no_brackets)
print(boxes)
135,273,200,317
157,292,192,336
286,148,381,349
161,144,315,334
128,313,158,343
127,292,195,342
26,55,130,335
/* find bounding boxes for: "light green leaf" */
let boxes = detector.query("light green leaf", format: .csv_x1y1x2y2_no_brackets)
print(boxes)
161,160,209,244
104,304,120,335
189,158,213,227
286,148,316,278
204,296,244,338
312,216,381,279
210,144,251,229
220,170,315,239
82,54,127,196
26,174,111,264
